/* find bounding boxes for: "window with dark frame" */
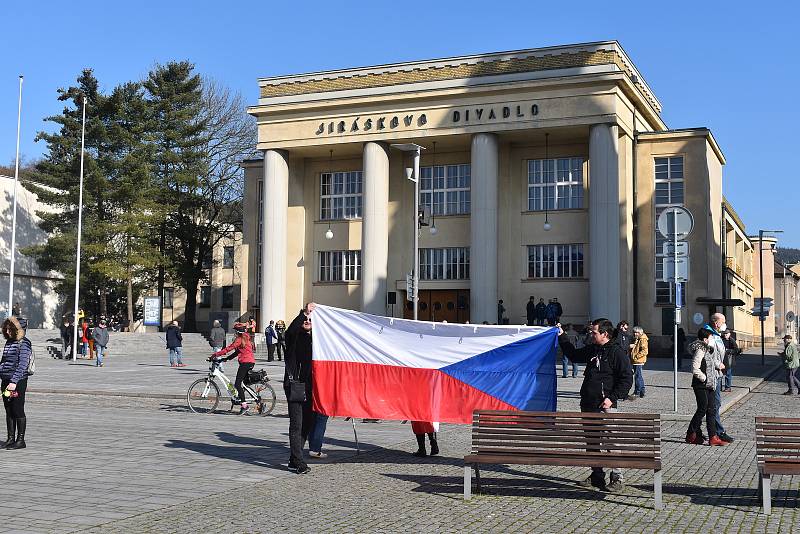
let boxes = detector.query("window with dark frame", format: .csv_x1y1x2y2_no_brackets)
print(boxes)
163,288,174,309
654,155,686,305
527,244,584,278
527,157,584,211
223,246,234,269
199,286,211,307
222,286,234,309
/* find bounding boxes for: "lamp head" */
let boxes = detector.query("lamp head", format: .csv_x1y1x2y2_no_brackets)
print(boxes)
405,167,414,181
325,228,334,240
429,225,438,236
543,222,552,231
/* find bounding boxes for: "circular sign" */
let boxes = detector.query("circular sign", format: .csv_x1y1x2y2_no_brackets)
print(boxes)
657,206,694,239
693,312,704,326
788,311,796,323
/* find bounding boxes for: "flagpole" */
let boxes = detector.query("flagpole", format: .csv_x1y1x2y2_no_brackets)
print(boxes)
8,76,23,318
71,96,87,361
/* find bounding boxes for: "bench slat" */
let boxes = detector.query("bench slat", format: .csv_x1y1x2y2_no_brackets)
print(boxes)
475,418,659,428
464,453,660,470
474,443,658,453
474,429,660,440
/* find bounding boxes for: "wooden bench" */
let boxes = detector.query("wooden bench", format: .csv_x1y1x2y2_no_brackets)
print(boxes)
463,410,663,509
755,417,800,514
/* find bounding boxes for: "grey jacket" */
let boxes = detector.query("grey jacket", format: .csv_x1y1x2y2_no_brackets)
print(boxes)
690,340,723,390
92,326,109,348
209,327,226,348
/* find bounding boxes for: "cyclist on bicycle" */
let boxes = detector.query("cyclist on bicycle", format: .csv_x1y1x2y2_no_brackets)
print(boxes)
211,322,255,415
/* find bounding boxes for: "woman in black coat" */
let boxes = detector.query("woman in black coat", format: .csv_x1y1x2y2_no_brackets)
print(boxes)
0,317,32,449
284,303,316,474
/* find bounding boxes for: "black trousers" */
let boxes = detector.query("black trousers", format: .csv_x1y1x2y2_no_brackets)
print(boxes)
234,362,254,403
267,344,276,361
689,387,717,438
288,400,314,466
276,342,285,361
1,378,27,418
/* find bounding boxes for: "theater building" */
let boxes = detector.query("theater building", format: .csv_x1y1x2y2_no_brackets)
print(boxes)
243,41,744,347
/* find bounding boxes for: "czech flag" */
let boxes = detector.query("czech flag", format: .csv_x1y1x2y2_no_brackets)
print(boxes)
312,305,558,424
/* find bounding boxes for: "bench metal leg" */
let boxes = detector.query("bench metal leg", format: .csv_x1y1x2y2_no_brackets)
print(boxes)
464,466,472,500
762,474,771,515
654,470,663,510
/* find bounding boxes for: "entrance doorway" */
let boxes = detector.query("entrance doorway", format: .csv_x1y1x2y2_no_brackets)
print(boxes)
403,289,470,323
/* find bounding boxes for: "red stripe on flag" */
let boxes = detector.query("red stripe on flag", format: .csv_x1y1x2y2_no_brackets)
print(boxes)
311,360,517,424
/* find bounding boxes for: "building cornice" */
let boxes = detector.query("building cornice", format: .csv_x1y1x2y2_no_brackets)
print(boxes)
638,128,725,165
256,41,661,114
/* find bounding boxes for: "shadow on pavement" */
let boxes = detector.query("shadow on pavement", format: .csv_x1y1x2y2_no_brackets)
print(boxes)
659,484,799,511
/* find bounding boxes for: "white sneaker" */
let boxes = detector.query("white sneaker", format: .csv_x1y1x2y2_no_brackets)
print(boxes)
308,451,328,458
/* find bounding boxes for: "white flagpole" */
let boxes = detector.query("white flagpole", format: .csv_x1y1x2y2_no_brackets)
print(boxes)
72,96,87,361
8,76,23,318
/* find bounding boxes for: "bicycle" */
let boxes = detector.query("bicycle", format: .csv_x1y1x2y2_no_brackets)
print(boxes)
187,357,276,416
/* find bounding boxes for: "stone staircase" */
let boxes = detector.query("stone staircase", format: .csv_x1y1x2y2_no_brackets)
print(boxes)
25,329,214,359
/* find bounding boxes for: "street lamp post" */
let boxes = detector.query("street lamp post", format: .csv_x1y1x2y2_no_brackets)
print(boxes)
7,76,23,318
390,143,425,320
71,96,88,361
758,229,783,365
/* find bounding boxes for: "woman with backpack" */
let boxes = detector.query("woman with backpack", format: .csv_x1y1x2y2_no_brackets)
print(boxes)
211,322,255,415
0,317,32,449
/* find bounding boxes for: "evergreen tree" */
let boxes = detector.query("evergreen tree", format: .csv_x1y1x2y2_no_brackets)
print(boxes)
25,69,119,317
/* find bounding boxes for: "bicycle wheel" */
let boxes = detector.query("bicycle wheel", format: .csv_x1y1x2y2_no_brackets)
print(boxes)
187,379,220,414
255,382,277,416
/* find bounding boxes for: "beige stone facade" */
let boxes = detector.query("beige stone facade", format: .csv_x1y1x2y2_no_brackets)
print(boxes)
240,41,757,350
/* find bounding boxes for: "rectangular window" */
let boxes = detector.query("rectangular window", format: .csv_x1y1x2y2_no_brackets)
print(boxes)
527,244,584,278
320,171,363,220
201,253,212,270
654,156,685,304
419,247,470,280
527,157,584,211
318,250,362,282
222,286,234,309
199,286,211,308
222,246,234,269
163,288,174,309
419,164,470,215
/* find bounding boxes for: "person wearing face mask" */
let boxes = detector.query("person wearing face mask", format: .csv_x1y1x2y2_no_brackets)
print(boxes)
686,328,727,446
284,303,316,474
701,313,734,443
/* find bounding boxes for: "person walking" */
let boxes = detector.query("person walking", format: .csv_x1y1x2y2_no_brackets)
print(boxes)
275,320,286,362
526,296,536,326
80,319,89,359
534,298,547,326
59,318,71,359
703,314,734,442
721,330,740,392
284,304,316,474
560,324,578,378
614,321,633,400
497,300,506,325
209,320,226,352
558,319,633,493
780,335,800,395
212,323,255,414
545,299,557,326
265,320,278,362
686,328,727,446
629,326,648,399
166,320,185,367
0,317,32,449
92,320,109,367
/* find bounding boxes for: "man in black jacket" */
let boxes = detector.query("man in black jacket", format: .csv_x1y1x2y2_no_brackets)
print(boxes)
284,303,316,475
558,318,633,493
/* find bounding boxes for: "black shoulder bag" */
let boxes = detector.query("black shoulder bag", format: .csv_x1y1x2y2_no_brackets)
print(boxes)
288,361,307,402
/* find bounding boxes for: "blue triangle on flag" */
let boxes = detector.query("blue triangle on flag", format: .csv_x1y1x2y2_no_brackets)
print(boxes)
438,328,558,411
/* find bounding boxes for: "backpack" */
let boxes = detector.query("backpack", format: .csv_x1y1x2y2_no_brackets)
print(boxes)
23,338,35,376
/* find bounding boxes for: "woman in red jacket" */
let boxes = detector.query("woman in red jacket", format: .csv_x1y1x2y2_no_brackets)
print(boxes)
212,323,255,415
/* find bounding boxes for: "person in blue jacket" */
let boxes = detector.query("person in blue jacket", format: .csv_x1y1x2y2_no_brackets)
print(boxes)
0,317,32,449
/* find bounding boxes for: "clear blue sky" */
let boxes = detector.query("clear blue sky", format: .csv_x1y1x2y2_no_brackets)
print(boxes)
2,1,798,246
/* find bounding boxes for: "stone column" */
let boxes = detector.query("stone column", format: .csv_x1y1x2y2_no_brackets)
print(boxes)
260,149,289,323
361,142,390,315
470,133,499,324
589,124,621,322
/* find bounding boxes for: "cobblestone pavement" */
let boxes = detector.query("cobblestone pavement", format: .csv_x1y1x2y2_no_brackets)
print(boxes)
81,369,799,533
